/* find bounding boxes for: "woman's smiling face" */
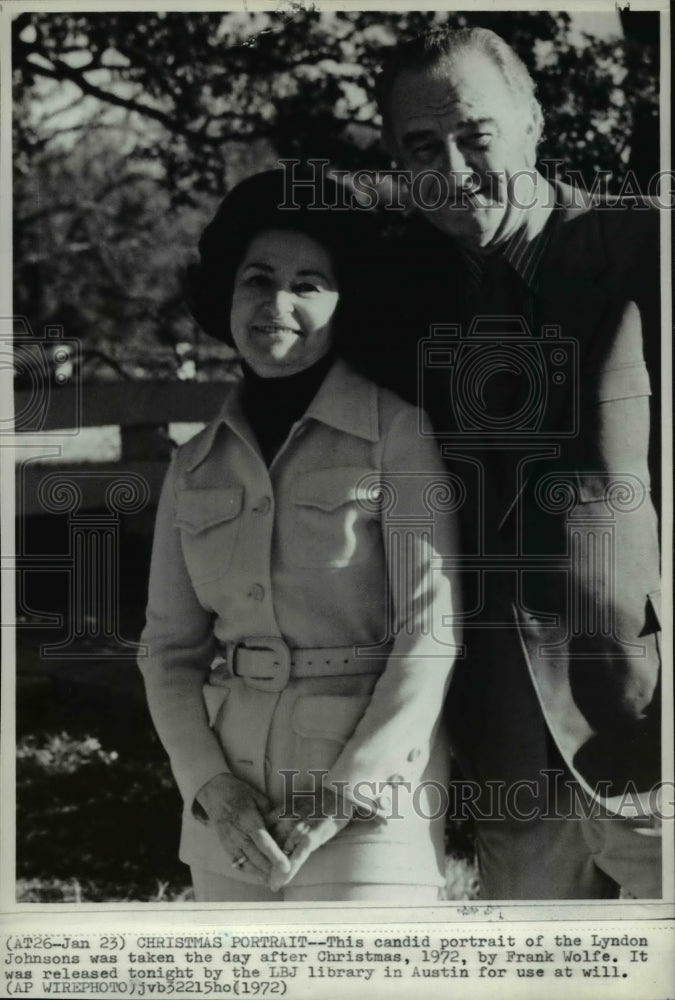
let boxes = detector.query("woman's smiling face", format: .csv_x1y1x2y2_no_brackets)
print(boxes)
230,229,339,378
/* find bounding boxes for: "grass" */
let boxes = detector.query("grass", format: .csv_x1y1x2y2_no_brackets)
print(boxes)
16,878,194,903
16,730,191,902
16,728,479,903
15,616,479,903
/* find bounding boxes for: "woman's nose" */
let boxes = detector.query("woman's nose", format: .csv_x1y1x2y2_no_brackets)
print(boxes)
264,288,294,316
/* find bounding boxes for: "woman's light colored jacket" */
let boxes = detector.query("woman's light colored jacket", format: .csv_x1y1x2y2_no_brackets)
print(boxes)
139,360,460,886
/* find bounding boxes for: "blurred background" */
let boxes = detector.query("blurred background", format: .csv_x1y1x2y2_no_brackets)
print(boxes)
12,7,660,902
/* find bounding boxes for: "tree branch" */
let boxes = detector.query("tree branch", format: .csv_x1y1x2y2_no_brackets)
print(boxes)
19,202,80,225
36,92,88,126
18,39,227,147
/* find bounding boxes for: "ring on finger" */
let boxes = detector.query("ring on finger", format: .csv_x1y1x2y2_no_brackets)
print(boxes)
231,855,246,870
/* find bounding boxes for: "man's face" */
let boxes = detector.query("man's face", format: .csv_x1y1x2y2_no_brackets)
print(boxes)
387,51,539,249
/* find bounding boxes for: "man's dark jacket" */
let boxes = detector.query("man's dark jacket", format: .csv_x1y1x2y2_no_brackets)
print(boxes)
365,178,662,812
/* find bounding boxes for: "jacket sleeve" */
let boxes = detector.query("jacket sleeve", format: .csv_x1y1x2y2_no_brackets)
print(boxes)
138,455,231,809
323,404,461,813
562,292,661,787
533,214,662,794
567,210,661,730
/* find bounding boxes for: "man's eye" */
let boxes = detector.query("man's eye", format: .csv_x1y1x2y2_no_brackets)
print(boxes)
411,142,438,161
465,133,492,150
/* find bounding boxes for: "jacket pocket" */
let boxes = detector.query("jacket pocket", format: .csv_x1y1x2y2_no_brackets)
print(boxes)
293,694,371,742
175,486,244,582
289,468,379,568
287,694,371,780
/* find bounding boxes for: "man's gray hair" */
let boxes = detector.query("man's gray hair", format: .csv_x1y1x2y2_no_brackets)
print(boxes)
377,27,544,147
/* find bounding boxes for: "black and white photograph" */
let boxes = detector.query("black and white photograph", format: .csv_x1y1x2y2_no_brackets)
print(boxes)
2,0,672,993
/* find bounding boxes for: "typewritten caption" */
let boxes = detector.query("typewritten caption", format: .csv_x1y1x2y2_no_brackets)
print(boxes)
1,922,673,998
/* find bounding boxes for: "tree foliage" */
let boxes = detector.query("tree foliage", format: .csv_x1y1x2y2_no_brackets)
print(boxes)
13,9,659,365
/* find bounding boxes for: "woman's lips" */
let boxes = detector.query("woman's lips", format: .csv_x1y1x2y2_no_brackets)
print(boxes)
251,324,300,336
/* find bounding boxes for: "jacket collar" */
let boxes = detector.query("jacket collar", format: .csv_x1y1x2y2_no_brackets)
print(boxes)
544,177,609,281
185,358,379,471
304,358,380,442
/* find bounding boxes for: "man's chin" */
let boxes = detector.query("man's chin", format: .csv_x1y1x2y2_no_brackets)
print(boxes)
423,205,501,248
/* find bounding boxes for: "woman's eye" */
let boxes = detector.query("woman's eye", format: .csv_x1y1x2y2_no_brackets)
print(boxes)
295,282,321,295
243,273,270,287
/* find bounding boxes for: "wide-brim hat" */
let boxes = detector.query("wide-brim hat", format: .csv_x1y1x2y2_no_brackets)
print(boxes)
185,168,374,345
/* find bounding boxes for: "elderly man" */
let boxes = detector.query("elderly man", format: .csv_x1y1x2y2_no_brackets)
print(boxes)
371,26,662,899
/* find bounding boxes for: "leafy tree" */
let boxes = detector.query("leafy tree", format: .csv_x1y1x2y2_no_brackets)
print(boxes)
14,9,658,197
13,10,659,366
14,128,218,371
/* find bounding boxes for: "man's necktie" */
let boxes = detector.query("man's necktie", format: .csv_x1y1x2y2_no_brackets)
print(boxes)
465,250,529,326
459,251,535,529
462,252,532,425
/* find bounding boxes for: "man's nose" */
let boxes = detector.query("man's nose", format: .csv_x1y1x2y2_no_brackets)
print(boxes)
440,140,475,189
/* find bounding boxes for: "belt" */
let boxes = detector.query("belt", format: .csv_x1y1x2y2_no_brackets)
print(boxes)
212,636,387,693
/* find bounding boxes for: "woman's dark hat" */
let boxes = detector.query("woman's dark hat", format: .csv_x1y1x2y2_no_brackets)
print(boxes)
185,168,373,346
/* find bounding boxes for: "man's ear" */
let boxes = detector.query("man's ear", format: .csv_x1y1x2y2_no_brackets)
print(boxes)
522,118,539,169
524,132,537,169
523,102,544,168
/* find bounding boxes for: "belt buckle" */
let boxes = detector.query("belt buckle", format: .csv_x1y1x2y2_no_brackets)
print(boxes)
233,636,292,693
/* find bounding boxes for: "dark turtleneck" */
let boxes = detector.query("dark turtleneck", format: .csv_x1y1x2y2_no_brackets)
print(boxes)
241,350,336,465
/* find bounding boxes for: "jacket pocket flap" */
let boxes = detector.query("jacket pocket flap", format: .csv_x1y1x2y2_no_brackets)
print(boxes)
574,472,647,505
647,590,661,630
292,695,370,743
175,486,244,534
586,362,652,405
293,468,373,511
203,683,230,727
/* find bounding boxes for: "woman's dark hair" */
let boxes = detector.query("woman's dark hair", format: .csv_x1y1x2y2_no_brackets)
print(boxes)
184,168,376,362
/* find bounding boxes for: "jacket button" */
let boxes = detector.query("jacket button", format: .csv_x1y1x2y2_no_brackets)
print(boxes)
248,583,265,601
387,774,405,784
407,748,421,762
253,496,272,515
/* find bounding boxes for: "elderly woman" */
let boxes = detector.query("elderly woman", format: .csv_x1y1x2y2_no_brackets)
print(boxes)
139,169,460,902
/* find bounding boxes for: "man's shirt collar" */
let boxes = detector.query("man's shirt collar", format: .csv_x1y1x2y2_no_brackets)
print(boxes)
463,174,558,288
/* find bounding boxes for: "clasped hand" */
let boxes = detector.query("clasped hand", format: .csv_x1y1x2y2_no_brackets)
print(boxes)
194,773,353,891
